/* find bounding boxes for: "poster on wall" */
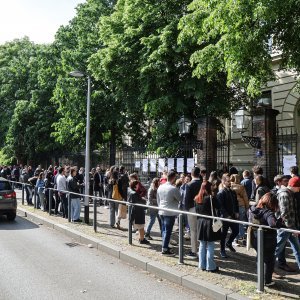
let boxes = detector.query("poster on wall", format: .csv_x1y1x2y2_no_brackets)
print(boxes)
177,158,184,173
142,159,148,172
187,158,194,173
167,158,175,171
158,158,165,172
150,159,157,172
283,155,297,175
135,161,141,169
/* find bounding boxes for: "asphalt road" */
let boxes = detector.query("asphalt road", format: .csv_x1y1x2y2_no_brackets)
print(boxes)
0,215,206,300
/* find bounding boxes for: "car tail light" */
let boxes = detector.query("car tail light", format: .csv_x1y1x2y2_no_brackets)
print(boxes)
3,192,16,199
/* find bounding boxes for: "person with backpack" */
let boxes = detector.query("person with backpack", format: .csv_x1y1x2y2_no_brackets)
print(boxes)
249,192,285,286
254,175,270,204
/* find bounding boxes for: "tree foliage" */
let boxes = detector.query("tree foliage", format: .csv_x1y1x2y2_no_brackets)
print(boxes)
178,0,300,97
90,0,242,153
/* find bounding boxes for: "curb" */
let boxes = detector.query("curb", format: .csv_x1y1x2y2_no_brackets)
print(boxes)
17,207,249,300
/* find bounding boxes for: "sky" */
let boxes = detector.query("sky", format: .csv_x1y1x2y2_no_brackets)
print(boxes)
0,0,86,45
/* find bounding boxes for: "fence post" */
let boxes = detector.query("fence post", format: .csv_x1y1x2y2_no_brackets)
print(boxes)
21,184,25,205
128,204,132,245
178,213,184,264
49,189,52,215
68,193,71,222
34,187,37,209
93,197,97,232
257,227,264,292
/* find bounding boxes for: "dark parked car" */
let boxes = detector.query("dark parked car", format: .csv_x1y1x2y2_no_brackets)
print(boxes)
0,177,17,221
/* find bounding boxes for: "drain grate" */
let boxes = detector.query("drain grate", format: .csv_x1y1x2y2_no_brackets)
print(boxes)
65,242,79,247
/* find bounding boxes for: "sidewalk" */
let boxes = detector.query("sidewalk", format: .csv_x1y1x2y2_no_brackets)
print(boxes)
16,191,300,300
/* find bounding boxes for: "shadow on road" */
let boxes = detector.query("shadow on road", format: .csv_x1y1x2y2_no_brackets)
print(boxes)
0,215,39,231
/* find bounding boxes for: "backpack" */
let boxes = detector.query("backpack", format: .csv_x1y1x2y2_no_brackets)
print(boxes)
112,184,122,200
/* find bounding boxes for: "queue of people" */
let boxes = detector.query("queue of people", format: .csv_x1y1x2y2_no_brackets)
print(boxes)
2,162,300,287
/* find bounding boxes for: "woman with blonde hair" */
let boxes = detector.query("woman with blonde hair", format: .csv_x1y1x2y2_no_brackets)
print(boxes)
230,174,249,244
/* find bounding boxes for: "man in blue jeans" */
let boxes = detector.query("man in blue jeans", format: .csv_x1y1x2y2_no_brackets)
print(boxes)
157,171,181,256
275,179,300,272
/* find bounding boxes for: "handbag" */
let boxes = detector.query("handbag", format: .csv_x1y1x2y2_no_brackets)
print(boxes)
210,196,223,232
246,226,253,251
112,184,122,200
117,202,127,219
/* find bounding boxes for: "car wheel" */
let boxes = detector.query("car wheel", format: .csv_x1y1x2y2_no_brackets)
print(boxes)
7,212,16,221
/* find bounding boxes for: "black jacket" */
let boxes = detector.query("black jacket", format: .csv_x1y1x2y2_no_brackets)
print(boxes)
183,178,202,211
128,188,146,225
67,176,80,199
196,195,222,241
217,188,239,218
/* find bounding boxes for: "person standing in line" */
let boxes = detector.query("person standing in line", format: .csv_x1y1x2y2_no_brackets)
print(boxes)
36,172,46,211
217,174,239,258
128,180,150,244
196,181,221,272
249,193,285,286
241,170,253,200
183,167,202,259
67,167,82,222
57,167,68,218
275,179,300,272
230,174,249,245
145,177,161,239
157,171,181,256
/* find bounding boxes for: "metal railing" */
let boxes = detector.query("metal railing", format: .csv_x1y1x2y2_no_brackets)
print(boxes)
9,179,300,293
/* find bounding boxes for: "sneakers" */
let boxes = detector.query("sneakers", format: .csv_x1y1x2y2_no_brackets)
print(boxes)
184,233,191,241
186,251,197,259
207,266,220,273
144,233,153,240
265,281,275,287
162,249,175,257
139,238,150,245
220,250,228,258
116,222,121,230
278,264,297,272
226,242,236,253
73,219,82,223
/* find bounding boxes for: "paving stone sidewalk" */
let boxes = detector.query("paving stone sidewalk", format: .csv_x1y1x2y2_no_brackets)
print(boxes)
16,190,300,300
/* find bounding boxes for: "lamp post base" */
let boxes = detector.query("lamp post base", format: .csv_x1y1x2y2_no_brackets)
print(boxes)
84,205,89,224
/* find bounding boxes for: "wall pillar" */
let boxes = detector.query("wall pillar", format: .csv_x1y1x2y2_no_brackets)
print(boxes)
252,107,279,184
195,117,217,173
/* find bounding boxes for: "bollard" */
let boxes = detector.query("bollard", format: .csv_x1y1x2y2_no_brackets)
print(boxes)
21,184,25,205
128,204,132,245
34,187,37,209
49,189,52,215
93,197,97,232
68,193,71,222
178,213,184,264
257,227,264,292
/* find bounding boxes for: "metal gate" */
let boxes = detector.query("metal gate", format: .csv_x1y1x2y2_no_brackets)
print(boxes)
217,131,230,174
277,126,298,174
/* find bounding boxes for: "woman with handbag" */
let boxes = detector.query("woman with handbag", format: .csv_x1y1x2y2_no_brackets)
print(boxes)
195,180,221,272
128,180,150,244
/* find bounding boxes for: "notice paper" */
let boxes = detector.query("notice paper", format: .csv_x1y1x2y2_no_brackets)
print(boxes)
142,159,148,172
177,158,184,173
167,158,174,171
150,159,156,172
283,155,297,175
158,158,165,172
187,158,194,173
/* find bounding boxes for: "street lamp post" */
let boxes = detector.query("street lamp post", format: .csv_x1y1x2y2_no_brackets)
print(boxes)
70,70,91,224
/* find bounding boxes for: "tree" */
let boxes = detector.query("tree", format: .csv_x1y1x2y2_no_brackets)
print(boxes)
90,0,244,154
178,0,300,97
51,0,119,153
3,43,62,164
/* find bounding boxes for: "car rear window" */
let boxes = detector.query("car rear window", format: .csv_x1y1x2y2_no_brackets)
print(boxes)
0,181,12,191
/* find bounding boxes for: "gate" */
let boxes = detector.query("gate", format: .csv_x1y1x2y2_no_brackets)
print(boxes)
217,131,230,174
277,126,298,174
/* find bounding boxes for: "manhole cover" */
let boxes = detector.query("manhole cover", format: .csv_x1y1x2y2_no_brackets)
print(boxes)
65,242,79,247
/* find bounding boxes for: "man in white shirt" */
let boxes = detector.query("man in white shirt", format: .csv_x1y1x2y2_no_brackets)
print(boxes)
157,171,181,256
56,167,68,218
